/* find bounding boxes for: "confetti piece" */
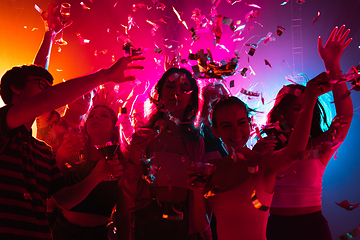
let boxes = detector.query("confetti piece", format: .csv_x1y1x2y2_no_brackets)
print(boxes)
335,200,359,211
80,2,90,10
245,10,260,23
240,67,248,77
132,3,148,12
240,88,260,97
248,47,256,56
34,4,43,13
172,6,188,30
265,59,272,68
189,27,200,41
146,19,159,36
230,80,235,88
312,11,320,25
276,26,285,36
251,190,269,211
233,37,245,42
204,186,220,198
226,0,242,5
297,0,305,3
245,2,261,9
113,1,118,8
280,0,289,5
212,15,223,45
76,33,90,45
152,0,166,10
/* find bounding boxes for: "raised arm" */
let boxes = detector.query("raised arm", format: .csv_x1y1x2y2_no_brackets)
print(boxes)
7,55,144,130
34,4,69,69
316,25,353,164
267,73,332,173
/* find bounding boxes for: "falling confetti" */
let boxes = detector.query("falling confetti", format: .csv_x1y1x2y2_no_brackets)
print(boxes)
245,10,260,23
276,26,285,36
80,2,90,10
335,200,359,211
245,2,261,9
312,11,320,25
265,59,272,68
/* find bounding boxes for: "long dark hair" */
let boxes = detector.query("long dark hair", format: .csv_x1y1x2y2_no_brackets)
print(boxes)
147,68,200,136
267,84,330,148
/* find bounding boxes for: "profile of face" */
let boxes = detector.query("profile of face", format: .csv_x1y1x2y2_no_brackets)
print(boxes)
17,76,51,102
86,106,114,138
212,103,251,151
280,91,305,130
68,92,93,115
160,72,193,111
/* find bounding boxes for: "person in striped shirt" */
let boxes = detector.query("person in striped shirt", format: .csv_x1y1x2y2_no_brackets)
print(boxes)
0,54,143,239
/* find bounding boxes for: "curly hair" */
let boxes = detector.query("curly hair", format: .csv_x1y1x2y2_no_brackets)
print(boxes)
0,65,53,104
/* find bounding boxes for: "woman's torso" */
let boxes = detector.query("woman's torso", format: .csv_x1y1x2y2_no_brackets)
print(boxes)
207,155,273,240
146,131,192,202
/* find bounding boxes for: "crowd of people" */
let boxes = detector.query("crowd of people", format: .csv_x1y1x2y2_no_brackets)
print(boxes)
0,3,354,240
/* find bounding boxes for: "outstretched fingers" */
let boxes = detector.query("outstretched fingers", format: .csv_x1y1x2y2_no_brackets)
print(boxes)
317,36,324,52
327,26,338,44
334,25,345,42
339,28,351,45
342,37,352,49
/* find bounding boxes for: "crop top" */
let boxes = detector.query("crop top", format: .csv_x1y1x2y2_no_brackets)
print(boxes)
147,151,190,189
207,178,273,240
64,159,119,218
271,154,325,208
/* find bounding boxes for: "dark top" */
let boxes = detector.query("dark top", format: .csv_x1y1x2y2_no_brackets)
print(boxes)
65,154,119,218
0,105,67,240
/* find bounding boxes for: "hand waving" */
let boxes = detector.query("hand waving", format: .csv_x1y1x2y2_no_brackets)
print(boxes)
318,25,352,68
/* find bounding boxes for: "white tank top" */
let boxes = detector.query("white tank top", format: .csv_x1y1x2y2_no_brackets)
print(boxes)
271,150,325,208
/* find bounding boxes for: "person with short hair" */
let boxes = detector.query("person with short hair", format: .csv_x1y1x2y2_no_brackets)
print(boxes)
0,53,144,239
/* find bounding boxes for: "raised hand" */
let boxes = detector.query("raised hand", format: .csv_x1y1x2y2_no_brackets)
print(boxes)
318,25,352,69
40,3,72,35
56,132,87,169
105,55,145,84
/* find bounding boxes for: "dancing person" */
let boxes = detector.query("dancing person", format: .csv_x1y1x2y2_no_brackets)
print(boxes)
51,105,131,240
0,51,144,239
188,72,332,240
264,25,353,240
123,68,205,240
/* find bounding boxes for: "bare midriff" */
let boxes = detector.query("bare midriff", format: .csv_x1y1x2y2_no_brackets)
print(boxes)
62,209,109,227
270,205,322,216
150,186,189,202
